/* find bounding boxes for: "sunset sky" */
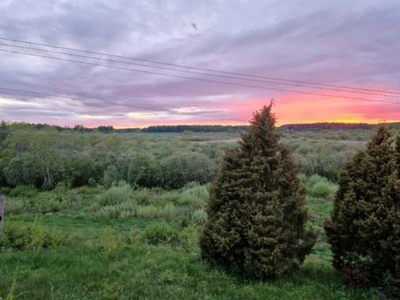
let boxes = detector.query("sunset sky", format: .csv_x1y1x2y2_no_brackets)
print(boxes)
0,0,399,127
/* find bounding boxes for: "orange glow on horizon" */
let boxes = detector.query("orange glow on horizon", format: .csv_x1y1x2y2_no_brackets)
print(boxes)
69,88,400,129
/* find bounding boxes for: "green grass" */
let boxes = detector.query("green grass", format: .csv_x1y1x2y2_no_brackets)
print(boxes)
0,184,380,300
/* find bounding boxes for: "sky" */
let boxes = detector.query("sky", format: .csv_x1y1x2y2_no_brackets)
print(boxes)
0,0,399,128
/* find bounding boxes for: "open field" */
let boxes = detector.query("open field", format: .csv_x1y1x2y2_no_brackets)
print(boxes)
0,182,380,300
0,127,394,299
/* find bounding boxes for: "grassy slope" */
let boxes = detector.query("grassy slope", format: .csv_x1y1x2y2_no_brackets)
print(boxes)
0,188,379,300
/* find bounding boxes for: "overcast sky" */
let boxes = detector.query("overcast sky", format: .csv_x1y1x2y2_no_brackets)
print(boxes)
0,0,399,127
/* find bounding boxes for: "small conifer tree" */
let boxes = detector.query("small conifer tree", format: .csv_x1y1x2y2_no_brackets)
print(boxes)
199,104,316,278
324,126,400,295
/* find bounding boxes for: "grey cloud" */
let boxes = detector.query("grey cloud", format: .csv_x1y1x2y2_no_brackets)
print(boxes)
0,0,399,126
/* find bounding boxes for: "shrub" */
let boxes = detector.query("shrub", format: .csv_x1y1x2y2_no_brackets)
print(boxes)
4,155,41,187
191,209,207,226
9,185,38,198
29,216,63,250
0,218,64,251
324,127,400,296
132,188,151,205
200,105,316,279
101,227,127,257
177,185,209,209
95,200,138,219
141,223,179,245
135,203,178,220
97,182,133,206
4,198,26,215
160,152,215,189
306,175,337,199
127,153,160,188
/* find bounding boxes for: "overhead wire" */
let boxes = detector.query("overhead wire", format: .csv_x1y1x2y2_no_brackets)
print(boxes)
0,42,398,99
1,48,400,106
1,36,399,96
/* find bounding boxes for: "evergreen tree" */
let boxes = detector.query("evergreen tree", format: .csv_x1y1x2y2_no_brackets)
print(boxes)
199,104,316,278
324,126,400,295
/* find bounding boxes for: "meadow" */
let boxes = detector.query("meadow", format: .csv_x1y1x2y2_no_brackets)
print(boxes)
0,125,388,299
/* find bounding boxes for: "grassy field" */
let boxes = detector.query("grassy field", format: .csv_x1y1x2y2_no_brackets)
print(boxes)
0,128,388,299
0,180,381,300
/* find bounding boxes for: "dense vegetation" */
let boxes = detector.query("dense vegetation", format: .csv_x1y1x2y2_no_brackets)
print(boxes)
0,121,398,299
0,121,378,190
201,106,315,278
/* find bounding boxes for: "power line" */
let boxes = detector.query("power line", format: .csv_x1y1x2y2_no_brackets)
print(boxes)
1,36,399,96
1,47,400,106
1,42,398,99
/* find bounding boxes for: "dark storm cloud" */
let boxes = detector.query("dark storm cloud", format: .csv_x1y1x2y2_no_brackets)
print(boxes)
0,0,399,126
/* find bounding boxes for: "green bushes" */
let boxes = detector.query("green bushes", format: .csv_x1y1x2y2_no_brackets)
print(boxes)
177,184,208,209
141,223,180,245
324,126,400,297
101,227,127,257
0,131,218,190
160,152,215,189
0,218,64,251
305,175,337,199
97,182,133,206
293,141,361,181
95,201,138,219
127,153,160,188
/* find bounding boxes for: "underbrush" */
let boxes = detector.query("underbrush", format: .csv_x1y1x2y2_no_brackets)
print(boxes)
0,176,382,300
0,217,67,251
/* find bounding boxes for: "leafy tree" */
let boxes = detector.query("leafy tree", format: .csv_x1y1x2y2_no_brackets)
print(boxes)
4,154,41,186
200,104,316,278
324,126,400,296
160,152,215,189
127,153,160,188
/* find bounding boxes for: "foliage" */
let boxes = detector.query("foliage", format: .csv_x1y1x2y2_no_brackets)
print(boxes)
160,152,215,189
0,183,382,299
200,105,316,279
127,153,160,188
177,184,208,209
0,218,64,251
141,223,179,245
97,182,133,206
101,227,127,257
305,175,338,199
324,126,400,296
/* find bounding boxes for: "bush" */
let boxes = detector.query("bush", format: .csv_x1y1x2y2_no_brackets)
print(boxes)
9,185,39,198
127,153,160,188
0,218,64,251
4,197,26,215
101,227,127,257
177,185,209,209
306,175,337,199
136,203,178,220
324,127,400,297
95,200,138,219
191,209,207,226
4,155,41,187
97,182,133,206
141,223,179,245
200,105,316,279
160,152,215,189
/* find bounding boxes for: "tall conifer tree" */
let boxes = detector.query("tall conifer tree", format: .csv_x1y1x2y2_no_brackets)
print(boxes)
200,104,315,278
325,126,400,295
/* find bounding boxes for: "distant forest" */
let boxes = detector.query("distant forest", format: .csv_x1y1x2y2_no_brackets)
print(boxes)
1,121,400,133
